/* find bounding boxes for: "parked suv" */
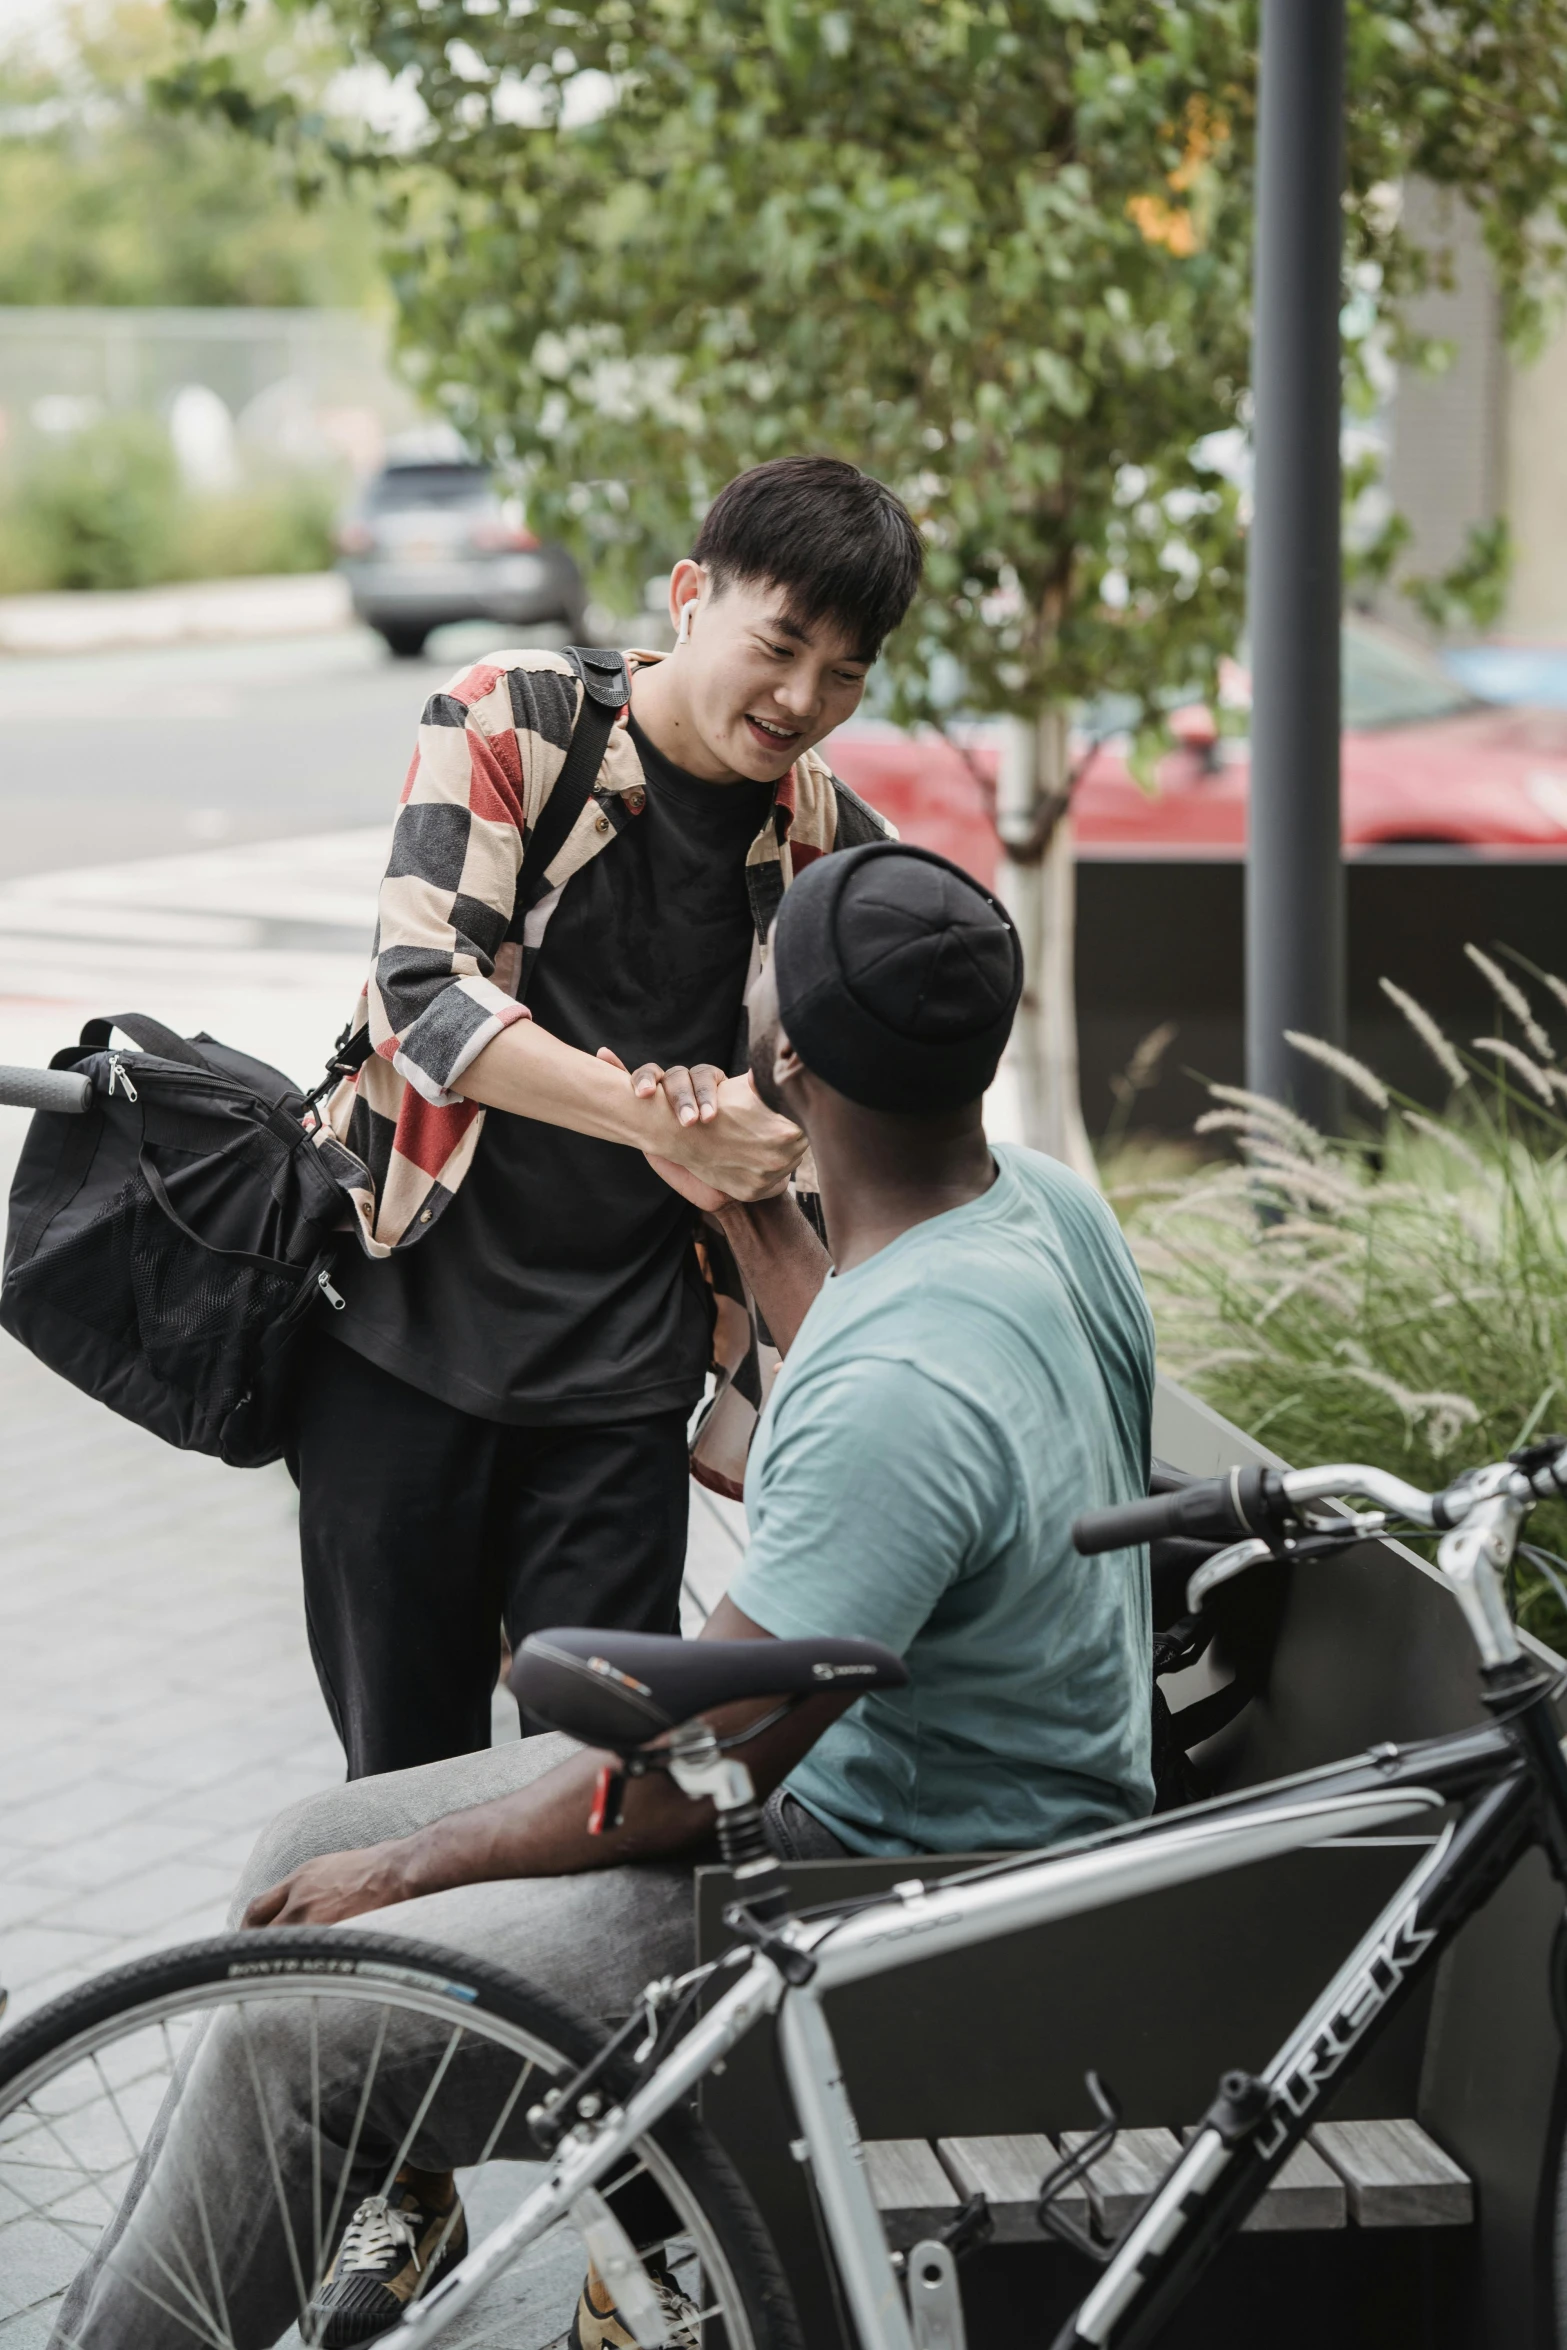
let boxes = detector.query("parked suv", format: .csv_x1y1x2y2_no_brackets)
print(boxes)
337,460,587,658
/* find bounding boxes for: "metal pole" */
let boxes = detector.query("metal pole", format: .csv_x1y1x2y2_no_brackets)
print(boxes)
1245,0,1346,1129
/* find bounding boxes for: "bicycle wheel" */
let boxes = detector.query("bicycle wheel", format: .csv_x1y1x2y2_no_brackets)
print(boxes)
0,1926,803,2350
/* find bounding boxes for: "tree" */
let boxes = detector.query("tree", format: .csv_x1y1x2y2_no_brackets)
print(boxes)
173,0,1567,1165
0,0,379,307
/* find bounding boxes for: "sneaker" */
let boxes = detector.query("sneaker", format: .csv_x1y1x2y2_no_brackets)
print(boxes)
568,2257,701,2349
302,2179,468,2346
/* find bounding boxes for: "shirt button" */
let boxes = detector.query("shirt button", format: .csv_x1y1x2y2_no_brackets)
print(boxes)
595,814,610,834
419,1208,432,1223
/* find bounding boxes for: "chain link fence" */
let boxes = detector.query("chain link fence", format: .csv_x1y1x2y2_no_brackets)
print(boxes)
0,306,420,484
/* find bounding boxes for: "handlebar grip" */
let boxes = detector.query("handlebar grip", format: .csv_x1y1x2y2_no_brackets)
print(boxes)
1074,1467,1281,1556
0,1064,93,1115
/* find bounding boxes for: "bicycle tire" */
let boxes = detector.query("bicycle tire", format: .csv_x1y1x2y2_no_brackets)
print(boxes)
0,1925,806,2350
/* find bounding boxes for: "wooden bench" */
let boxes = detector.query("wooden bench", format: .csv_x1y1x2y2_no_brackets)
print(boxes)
866,2118,1472,2250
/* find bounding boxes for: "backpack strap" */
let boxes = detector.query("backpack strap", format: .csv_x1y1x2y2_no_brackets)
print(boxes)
318,647,631,1091
507,646,630,934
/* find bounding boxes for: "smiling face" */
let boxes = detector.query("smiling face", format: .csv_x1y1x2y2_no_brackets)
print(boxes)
663,557,872,783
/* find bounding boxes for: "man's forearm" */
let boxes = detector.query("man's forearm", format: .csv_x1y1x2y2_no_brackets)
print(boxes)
397,1751,709,1895
714,1193,830,1355
456,1018,663,1147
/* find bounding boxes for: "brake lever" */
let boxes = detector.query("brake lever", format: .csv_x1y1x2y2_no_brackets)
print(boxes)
1183,1537,1274,1615
1182,1520,1391,1617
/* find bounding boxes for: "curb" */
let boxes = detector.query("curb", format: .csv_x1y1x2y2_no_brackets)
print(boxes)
0,572,352,657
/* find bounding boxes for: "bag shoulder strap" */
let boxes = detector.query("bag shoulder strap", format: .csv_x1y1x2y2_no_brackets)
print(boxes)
507,646,630,935
321,647,631,1088
78,1014,212,1072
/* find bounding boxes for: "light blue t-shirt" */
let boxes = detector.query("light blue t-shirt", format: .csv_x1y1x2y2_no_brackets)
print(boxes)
729,1143,1155,1858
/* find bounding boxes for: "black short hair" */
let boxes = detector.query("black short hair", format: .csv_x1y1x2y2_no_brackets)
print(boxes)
692,456,923,661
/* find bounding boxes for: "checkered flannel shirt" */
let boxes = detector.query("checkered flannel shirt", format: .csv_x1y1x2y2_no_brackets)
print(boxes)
312,646,893,1269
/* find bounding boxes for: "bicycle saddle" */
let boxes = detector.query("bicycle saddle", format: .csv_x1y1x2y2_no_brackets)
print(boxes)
513,1627,908,1752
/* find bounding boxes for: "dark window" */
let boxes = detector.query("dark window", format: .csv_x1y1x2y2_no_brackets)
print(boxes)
367,465,492,514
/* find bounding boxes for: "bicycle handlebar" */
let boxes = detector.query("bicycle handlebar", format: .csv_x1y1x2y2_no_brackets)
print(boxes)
1074,1441,1567,1561
0,1064,92,1115
1073,1466,1279,1556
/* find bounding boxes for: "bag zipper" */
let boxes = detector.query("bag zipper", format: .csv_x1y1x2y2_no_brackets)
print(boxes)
107,1055,138,1103
317,1268,346,1312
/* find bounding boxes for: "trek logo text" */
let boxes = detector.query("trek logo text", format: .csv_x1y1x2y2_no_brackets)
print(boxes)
1257,1899,1435,2156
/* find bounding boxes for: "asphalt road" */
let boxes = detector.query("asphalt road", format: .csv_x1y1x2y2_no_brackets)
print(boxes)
0,622,509,883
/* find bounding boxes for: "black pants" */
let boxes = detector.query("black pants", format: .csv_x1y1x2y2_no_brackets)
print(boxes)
287,1337,691,1778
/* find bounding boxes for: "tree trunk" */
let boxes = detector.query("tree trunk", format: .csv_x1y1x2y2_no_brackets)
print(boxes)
995,710,1097,1184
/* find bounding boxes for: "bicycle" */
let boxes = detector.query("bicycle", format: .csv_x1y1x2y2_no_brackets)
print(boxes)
7,1430,1567,2347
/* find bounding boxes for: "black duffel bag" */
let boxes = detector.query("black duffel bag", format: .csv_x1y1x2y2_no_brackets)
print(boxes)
0,1014,350,1467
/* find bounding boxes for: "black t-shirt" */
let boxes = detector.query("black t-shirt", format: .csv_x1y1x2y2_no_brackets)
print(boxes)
330,717,776,1424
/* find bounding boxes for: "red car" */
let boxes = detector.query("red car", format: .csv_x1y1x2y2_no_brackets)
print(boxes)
825,619,1567,889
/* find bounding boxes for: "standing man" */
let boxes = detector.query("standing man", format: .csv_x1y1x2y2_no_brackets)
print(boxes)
296,456,924,1778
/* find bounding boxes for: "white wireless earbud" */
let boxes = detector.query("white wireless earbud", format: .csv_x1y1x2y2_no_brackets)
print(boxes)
676,600,698,646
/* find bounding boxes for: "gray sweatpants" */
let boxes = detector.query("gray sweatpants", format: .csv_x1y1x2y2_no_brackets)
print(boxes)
55,1734,846,2349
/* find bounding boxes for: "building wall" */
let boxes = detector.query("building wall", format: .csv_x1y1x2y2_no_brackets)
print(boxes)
1379,182,1567,646
1504,321,1567,638
1379,185,1504,634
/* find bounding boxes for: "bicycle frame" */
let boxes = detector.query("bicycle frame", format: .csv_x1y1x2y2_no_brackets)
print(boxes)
402,1701,1559,2350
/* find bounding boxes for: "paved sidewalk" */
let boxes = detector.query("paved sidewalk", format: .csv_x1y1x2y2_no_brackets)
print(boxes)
0,1334,336,2024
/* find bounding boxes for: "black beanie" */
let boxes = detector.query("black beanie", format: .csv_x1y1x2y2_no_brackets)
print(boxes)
772,841,1024,1113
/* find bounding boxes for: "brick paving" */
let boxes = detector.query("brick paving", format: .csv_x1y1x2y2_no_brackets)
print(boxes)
0,1326,331,2023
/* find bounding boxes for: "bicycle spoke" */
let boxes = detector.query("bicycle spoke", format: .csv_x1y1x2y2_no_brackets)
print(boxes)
317,1998,391,2281
405,2054,540,2306
94,2098,239,2348
94,2237,237,2350
5,2093,123,2225
160,2014,236,2346
234,1995,312,2315
373,2019,466,2203
188,2155,235,2350
309,1996,324,2281
0,2112,106,2240
88,2048,149,2170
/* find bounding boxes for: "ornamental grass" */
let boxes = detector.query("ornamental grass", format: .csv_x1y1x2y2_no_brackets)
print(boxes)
1114,951,1567,1648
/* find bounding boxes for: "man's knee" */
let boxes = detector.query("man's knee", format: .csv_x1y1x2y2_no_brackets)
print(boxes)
229,1784,364,1924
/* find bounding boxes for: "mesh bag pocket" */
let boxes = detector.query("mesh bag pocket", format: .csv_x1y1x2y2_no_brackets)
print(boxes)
19,1177,142,1354
9,1170,306,1447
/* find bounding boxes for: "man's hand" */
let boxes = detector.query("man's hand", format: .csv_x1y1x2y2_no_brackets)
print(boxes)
597,1050,799,1207
673,1072,801,1201
243,1841,415,1929
458,1019,799,1200
616,1050,727,1131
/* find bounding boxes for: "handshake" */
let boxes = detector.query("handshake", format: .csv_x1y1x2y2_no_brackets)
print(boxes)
594,1047,804,1213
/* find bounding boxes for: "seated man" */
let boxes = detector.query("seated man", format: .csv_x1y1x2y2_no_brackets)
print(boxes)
57,842,1155,2349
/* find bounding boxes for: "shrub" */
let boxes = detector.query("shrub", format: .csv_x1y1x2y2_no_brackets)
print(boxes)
6,415,179,591
0,424,342,593
1119,954,1567,1648
174,476,338,581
